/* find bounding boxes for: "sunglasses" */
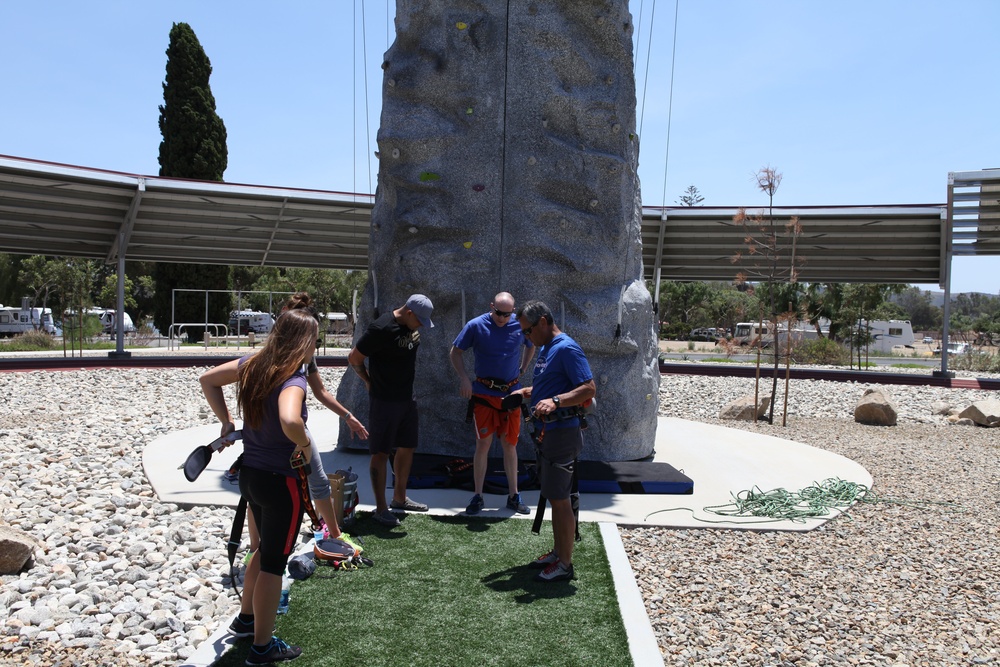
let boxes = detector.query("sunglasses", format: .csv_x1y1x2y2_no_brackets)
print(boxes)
522,319,541,336
493,308,513,318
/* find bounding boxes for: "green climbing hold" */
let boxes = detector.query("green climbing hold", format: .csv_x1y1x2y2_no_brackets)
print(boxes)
419,172,441,182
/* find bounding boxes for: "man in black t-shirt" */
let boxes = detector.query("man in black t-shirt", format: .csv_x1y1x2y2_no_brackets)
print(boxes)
348,294,435,527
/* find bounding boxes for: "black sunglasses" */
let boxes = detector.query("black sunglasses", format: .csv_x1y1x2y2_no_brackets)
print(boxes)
493,308,513,318
522,319,541,336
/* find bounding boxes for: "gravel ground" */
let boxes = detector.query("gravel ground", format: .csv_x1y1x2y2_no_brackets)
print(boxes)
623,373,1000,667
0,363,998,666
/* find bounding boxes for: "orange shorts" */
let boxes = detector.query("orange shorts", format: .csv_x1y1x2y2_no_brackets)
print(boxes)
472,395,521,445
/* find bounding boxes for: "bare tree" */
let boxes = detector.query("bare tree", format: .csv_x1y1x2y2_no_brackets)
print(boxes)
731,166,802,424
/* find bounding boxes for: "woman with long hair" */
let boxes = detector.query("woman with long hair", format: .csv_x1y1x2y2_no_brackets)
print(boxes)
200,307,319,665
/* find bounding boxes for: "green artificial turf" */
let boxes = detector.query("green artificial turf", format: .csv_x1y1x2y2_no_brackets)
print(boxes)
217,513,633,667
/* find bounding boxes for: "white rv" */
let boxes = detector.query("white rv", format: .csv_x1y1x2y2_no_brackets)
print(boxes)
858,320,914,353
733,321,774,348
95,309,136,334
0,298,57,336
229,310,274,335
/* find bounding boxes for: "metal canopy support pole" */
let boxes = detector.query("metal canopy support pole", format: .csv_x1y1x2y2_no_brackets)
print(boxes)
108,178,144,359
936,178,955,378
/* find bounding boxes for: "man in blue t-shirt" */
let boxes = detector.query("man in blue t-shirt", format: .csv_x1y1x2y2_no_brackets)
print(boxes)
449,292,535,516
512,300,595,583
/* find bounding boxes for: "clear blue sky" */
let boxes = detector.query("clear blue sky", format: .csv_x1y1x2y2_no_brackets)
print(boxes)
1,1,997,294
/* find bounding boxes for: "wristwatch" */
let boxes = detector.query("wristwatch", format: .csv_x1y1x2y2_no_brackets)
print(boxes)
553,395,561,408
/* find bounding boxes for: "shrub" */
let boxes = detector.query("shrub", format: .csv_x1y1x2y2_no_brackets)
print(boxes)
4,330,58,351
794,337,849,365
950,349,1000,373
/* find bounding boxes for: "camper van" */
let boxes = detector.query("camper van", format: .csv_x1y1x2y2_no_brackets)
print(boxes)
0,298,57,336
733,321,774,348
229,310,274,335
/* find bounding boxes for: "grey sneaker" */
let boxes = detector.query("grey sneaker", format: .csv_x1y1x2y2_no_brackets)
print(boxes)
372,509,400,527
465,494,484,515
506,493,529,514
535,561,574,582
245,636,302,665
390,497,428,512
528,550,559,569
228,614,254,638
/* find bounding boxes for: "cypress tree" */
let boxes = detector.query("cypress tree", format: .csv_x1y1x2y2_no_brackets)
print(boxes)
153,22,231,340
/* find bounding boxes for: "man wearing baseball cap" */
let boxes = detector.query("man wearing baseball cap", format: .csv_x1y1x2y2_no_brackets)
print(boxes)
348,294,434,526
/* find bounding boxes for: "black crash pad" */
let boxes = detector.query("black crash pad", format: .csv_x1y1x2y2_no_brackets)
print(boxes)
399,453,693,495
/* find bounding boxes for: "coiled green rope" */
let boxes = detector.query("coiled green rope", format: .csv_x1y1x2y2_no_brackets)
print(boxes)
645,477,961,524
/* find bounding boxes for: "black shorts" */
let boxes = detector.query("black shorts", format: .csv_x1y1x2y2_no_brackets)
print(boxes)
368,396,418,455
536,426,583,500
239,465,304,576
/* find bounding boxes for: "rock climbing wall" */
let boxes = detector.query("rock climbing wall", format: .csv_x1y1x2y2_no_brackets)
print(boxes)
336,0,659,461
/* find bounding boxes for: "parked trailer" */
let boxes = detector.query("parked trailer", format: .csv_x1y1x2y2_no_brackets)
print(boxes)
0,298,57,336
859,320,914,353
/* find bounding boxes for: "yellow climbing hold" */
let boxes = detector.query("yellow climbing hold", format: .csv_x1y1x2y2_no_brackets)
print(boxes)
463,241,473,249
456,22,467,30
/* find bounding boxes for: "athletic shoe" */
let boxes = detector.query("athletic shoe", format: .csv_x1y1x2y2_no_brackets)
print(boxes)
506,493,530,514
222,469,240,484
339,532,364,553
465,494,485,516
372,509,400,527
535,561,574,583
528,550,559,569
228,615,254,638
390,497,428,512
245,636,302,665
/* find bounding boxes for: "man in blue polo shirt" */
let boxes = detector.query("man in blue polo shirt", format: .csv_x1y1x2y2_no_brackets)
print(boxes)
449,292,535,515
513,300,595,583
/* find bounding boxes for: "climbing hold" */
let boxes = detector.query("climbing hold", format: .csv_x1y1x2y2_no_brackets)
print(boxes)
589,199,599,209
408,226,418,234
391,148,400,159
612,123,621,133
466,107,474,115
456,22,467,30
463,241,473,249
527,156,537,165
374,151,381,159
472,184,485,192
388,79,396,87
560,218,569,228
419,172,441,182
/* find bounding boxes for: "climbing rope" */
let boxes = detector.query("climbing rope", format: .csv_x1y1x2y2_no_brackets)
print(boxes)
645,477,962,525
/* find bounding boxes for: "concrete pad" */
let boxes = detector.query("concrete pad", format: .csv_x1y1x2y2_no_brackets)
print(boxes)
145,415,872,532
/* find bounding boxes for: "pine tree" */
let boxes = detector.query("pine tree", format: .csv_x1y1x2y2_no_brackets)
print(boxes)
153,22,231,340
676,185,704,206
